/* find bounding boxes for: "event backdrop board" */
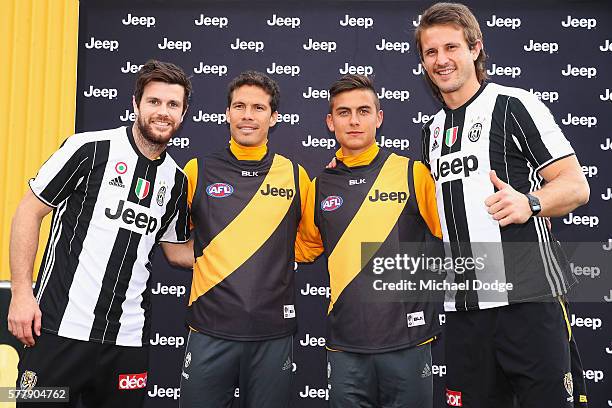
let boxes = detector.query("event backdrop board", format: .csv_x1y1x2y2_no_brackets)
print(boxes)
73,1,610,407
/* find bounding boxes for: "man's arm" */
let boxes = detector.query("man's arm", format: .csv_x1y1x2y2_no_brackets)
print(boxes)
413,161,442,239
8,190,53,346
160,240,194,269
485,156,589,226
295,176,324,263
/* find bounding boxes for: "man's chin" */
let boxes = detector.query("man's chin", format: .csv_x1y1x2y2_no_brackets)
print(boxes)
143,128,176,146
233,135,265,147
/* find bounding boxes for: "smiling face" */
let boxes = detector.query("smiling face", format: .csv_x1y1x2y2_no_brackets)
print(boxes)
133,80,186,146
226,85,278,147
419,23,482,108
327,88,383,156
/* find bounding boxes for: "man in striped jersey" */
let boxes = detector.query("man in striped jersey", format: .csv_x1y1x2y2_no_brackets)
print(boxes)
8,60,191,407
416,3,590,407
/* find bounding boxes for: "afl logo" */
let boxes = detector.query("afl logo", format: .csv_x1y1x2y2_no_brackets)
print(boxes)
206,183,234,198
468,123,482,142
321,196,343,212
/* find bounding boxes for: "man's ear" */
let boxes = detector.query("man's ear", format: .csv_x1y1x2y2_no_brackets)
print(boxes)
269,111,278,128
132,95,139,117
326,114,335,132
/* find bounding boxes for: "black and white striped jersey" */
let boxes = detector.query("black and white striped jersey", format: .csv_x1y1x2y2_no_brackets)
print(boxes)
29,126,189,346
421,83,576,312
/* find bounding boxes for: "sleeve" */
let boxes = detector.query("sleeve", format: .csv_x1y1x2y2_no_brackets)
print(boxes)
295,176,325,263
508,93,575,172
29,135,92,207
413,161,442,239
159,171,190,243
183,158,198,230
421,124,431,169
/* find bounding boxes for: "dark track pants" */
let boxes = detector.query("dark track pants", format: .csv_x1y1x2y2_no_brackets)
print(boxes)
327,343,433,408
179,330,293,408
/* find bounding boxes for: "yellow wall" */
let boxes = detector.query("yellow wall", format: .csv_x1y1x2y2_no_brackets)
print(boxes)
0,0,79,282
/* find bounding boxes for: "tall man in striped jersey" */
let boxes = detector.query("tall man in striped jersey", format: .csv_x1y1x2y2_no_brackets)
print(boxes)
296,74,443,408
178,71,310,408
415,3,590,407
8,60,191,407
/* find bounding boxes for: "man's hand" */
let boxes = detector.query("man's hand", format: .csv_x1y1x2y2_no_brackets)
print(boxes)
8,290,42,346
326,157,337,169
484,170,532,227
161,240,194,269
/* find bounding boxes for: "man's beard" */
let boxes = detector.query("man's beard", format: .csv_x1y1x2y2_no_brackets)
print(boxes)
136,115,177,149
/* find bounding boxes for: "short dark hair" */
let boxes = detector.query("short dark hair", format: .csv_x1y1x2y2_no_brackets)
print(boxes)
227,71,280,112
328,74,380,113
415,2,488,103
134,60,192,113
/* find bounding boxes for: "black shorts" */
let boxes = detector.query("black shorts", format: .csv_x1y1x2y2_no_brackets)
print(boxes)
444,299,575,408
16,331,149,408
179,331,293,408
327,343,433,408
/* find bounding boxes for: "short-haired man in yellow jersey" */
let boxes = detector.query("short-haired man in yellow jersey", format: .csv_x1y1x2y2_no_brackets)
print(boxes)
295,74,443,408
178,71,310,408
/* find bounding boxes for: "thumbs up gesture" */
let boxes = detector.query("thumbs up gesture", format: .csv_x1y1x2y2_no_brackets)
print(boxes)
484,170,532,227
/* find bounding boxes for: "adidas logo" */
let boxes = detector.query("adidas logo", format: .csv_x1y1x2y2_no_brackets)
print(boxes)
421,363,432,378
109,176,125,188
432,139,440,151
282,356,292,371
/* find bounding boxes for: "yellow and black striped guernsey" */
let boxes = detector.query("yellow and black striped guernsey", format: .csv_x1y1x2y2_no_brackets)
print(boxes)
184,140,309,340
296,144,443,353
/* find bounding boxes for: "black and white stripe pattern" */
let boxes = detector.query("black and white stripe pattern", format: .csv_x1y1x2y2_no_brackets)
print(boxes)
30,126,189,346
422,83,575,311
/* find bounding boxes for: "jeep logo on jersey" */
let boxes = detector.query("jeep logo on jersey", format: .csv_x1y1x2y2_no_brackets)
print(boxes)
135,178,150,200
431,154,479,182
105,200,159,235
118,372,148,390
321,196,343,211
368,189,408,203
445,126,459,147
260,184,294,200
468,123,482,142
206,183,234,198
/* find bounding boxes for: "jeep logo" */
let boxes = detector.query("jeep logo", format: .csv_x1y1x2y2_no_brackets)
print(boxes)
368,189,408,203
105,200,158,235
260,183,294,200
431,154,479,182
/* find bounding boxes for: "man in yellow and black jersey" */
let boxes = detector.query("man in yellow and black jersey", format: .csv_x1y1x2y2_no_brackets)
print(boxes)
295,74,443,408
178,71,309,408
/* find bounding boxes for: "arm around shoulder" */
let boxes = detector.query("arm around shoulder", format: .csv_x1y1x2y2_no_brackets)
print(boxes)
161,240,194,269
